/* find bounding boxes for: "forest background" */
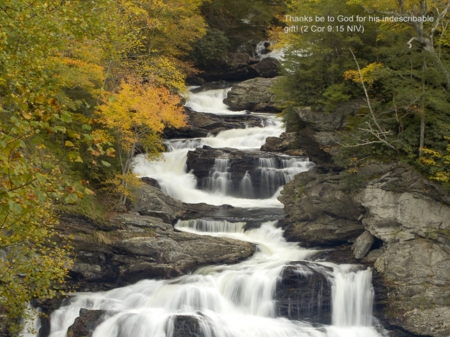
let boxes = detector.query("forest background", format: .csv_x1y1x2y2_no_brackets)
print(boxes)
1,0,449,334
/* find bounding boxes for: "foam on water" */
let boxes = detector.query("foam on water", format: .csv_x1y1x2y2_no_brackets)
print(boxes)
46,222,384,337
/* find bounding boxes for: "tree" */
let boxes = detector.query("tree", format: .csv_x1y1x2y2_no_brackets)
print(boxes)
97,77,186,206
349,0,450,88
0,0,118,332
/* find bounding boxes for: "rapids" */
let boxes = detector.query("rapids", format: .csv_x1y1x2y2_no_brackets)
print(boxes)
42,84,387,337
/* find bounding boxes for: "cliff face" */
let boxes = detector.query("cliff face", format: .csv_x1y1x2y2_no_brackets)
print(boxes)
276,106,450,337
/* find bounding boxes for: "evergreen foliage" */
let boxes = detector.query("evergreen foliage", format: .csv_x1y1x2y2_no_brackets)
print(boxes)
275,0,450,182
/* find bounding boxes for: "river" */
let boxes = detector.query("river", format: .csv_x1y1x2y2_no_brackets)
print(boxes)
45,85,387,337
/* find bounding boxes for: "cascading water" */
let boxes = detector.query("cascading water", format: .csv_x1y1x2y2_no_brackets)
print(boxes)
204,159,232,194
43,85,386,337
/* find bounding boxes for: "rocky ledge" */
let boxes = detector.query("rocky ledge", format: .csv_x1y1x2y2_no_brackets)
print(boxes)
196,53,280,82
277,99,450,336
57,183,255,292
223,77,281,112
280,163,450,336
186,146,309,198
164,110,265,139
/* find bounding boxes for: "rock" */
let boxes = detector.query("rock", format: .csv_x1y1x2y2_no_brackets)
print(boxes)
355,165,450,336
357,165,450,244
67,309,108,337
164,111,264,139
374,240,450,337
133,184,183,223
311,245,358,265
223,77,281,112
170,315,203,337
276,262,332,324
140,177,160,188
112,230,255,283
279,169,365,246
260,132,303,153
290,100,363,169
186,146,308,199
200,53,259,82
61,211,255,290
185,77,205,86
248,57,280,78
352,231,375,259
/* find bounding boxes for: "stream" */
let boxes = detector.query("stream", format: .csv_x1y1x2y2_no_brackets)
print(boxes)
45,85,388,337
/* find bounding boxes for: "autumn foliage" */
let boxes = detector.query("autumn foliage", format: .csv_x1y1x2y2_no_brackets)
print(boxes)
0,0,204,332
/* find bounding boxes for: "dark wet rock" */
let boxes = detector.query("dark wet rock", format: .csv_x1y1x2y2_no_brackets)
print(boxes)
0,315,9,337
171,315,203,337
186,146,308,199
66,309,108,337
352,231,375,259
200,53,259,82
164,111,264,139
223,77,281,112
290,100,363,169
276,262,332,324
261,132,304,154
311,245,358,265
279,169,365,246
59,211,255,290
185,77,206,86
140,177,160,188
112,229,255,283
248,57,281,78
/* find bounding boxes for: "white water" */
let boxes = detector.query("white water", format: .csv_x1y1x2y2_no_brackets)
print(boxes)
133,87,313,207
185,88,247,115
47,221,383,337
42,85,385,337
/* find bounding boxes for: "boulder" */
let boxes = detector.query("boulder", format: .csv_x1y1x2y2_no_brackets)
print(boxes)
290,100,363,169
133,183,183,223
67,309,108,337
164,111,265,139
170,315,203,337
260,132,303,154
223,77,281,112
279,169,365,246
352,231,375,259
248,57,280,78
62,212,255,289
355,165,450,336
357,166,450,244
275,262,332,324
200,53,259,82
374,240,450,337
111,230,255,283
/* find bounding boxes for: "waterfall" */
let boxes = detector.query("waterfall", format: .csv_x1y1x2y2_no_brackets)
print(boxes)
332,266,374,327
42,85,385,337
239,171,254,198
46,221,384,337
204,158,232,194
184,88,247,115
176,219,246,233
